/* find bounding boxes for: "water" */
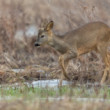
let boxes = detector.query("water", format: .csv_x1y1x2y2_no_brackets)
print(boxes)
12,69,24,73
0,96,109,102
39,97,110,102
26,79,72,87
11,68,72,87
1,79,71,88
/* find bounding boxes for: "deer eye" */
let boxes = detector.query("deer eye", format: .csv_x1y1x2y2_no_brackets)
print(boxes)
41,35,44,38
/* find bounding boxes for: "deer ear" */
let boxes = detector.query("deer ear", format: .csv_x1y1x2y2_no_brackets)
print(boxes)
45,21,54,31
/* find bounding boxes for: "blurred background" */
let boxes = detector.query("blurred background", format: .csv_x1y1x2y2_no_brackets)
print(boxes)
0,0,110,83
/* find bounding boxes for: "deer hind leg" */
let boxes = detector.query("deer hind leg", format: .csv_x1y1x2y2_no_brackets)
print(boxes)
97,45,109,84
100,54,109,84
59,50,77,85
107,53,110,79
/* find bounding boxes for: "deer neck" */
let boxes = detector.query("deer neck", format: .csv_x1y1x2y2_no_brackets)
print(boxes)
48,34,69,54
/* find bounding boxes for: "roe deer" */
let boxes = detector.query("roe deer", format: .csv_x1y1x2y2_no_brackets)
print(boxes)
35,20,110,85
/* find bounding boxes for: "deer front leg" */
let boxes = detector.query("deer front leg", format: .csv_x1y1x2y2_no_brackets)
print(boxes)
59,50,77,86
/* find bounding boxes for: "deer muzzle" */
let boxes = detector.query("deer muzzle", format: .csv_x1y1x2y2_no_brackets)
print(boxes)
34,42,40,46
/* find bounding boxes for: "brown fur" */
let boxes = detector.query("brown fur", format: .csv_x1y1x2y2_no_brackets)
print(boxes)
35,21,110,85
